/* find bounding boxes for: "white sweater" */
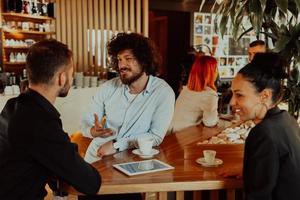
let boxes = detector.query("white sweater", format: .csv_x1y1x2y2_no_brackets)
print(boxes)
169,86,219,132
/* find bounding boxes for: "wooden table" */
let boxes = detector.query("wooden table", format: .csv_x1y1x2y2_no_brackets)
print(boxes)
68,124,244,200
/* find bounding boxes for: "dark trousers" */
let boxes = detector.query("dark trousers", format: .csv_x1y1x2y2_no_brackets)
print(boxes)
78,193,142,200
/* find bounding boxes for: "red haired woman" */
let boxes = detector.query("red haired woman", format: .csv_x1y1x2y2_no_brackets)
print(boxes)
169,55,219,132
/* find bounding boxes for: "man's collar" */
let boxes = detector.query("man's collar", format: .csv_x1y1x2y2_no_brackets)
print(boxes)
25,88,60,118
124,75,154,95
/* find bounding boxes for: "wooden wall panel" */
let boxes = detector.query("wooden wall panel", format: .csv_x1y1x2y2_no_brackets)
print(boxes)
60,0,67,43
82,0,88,71
76,0,83,71
136,0,141,33
66,0,72,49
88,0,94,69
71,0,78,71
56,0,148,72
130,0,135,32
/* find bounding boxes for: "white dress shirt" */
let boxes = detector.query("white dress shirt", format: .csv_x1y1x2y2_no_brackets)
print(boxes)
81,75,175,163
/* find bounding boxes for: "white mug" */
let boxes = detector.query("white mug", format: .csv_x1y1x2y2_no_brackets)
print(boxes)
137,137,153,155
203,150,216,164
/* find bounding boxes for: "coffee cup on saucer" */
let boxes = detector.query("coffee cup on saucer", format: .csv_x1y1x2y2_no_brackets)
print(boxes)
203,150,216,165
137,137,154,155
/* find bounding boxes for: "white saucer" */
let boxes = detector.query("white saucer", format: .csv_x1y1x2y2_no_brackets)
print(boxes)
132,149,159,159
196,157,223,167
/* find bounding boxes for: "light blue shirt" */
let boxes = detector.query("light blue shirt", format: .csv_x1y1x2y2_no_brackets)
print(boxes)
81,75,175,151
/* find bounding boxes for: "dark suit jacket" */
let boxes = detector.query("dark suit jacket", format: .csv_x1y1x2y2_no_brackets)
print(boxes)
244,106,300,200
0,89,101,200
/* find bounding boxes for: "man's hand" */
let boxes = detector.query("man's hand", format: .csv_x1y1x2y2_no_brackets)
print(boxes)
90,113,115,138
218,164,243,179
97,140,117,157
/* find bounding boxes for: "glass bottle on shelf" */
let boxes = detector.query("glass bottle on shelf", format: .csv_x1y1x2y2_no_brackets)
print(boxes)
41,0,48,16
31,1,38,15
22,0,30,14
9,52,16,63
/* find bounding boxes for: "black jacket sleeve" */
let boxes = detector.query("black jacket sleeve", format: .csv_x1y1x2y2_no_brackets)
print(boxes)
31,120,101,195
243,125,279,200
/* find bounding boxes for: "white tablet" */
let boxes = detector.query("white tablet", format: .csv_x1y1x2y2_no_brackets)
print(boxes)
113,159,174,176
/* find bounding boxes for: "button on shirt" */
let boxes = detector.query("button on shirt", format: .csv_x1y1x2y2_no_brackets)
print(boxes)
81,75,175,155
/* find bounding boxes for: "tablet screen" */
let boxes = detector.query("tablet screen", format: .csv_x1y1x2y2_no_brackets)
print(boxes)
113,159,174,176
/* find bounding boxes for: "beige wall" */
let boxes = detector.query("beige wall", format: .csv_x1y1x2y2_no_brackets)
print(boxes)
55,0,149,73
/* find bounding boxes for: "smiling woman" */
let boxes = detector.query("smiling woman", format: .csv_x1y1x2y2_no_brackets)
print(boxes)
225,52,300,200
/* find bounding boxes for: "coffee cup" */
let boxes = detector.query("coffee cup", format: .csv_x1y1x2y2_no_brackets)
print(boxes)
137,137,154,155
203,150,216,164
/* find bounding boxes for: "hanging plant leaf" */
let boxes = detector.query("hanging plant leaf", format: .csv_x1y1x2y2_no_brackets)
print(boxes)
250,13,263,36
275,0,288,13
264,20,280,39
249,0,263,35
288,1,299,17
220,15,229,37
237,27,254,40
295,40,300,63
214,0,300,118
249,0,261,13
274,35,290,53
293,0,300,12
260,31,278,40
259,0,267,12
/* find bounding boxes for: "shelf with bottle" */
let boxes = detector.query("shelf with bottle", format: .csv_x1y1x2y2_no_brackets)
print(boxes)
4,46,30,50
4,61,26,65
3,29,55,35
1,1,56,75
2,12,55,21
2,0,55,18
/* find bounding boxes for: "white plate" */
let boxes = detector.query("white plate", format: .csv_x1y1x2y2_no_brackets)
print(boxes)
132,149,159,159
196,157,223,167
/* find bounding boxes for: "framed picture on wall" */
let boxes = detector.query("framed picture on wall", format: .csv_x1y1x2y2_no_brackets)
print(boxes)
203,36,211,45
194,36,203,45
195,14,203,24
204,26,211,34
195,25,203,34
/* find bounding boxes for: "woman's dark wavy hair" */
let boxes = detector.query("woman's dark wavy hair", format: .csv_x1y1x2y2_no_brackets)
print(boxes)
238,52,288,104
107,32,161,76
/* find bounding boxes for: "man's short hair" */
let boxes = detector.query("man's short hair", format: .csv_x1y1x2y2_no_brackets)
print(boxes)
107,32,161,76
26,39,73,84
249,40,265,47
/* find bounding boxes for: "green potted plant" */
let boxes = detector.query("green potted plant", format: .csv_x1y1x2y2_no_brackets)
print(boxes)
201,0,300,119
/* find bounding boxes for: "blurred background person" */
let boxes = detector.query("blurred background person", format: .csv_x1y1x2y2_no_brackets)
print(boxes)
169,55,219,132
248,40,266,62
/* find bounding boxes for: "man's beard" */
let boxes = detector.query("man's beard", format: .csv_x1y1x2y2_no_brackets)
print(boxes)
120,68,144,85
58,80,71,97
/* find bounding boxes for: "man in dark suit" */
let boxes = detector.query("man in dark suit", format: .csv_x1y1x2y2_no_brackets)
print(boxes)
0,39,101,199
